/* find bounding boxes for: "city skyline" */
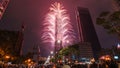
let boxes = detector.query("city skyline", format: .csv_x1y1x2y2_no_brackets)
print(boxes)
0,0,119,56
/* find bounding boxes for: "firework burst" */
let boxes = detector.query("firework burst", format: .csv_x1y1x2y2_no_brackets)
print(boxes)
41,2,75,47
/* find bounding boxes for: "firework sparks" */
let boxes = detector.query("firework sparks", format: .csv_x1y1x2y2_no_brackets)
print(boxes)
41,2,76,47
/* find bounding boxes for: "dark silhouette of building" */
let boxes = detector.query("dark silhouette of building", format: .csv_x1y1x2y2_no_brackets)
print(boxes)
0,25,24,56
0,0,10,20
78,42,93,59
33,44,41,63
76,7,101,59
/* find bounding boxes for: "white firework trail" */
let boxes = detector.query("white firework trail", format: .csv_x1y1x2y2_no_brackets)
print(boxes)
41,2,76,47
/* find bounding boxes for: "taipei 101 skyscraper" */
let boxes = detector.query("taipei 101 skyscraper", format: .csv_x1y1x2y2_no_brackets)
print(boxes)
0,0,10,20
42,2,76,55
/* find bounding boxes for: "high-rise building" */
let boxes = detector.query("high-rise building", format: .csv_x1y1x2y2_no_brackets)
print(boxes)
0,0,10,20
79,42,93,59
111,0,120,11
76,7,101,59
33,44,41,63
0,25,24,56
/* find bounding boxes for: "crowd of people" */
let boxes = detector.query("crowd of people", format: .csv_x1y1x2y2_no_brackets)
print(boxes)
0,59,119,68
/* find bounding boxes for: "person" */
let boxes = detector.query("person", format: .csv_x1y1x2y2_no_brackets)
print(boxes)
0,65,2,68
99,62,106,68
90,62,97,68
109,60,118,68
62,64,71,68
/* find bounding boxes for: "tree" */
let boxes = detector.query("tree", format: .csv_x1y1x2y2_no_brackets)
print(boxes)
96,11,120,39
0,48,5,60
58,43,80,61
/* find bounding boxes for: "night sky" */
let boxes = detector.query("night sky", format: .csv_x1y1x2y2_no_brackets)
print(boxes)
0,0,119,56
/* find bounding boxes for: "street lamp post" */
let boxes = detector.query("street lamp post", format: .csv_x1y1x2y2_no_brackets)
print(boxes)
4,55,10,62
50,51,53,55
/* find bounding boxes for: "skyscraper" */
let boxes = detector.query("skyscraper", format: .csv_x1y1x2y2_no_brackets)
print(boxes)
0,25,24,56
76,7,101,59
111,0,120,11
0,0,9,20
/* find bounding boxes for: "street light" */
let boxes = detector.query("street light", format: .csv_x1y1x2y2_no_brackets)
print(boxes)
4,55,10,62
50,51,53,54
28,59,31,62
5,55,10,59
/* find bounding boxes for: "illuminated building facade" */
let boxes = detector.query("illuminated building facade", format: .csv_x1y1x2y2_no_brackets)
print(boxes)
79,42,93,59
0,0,9,20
